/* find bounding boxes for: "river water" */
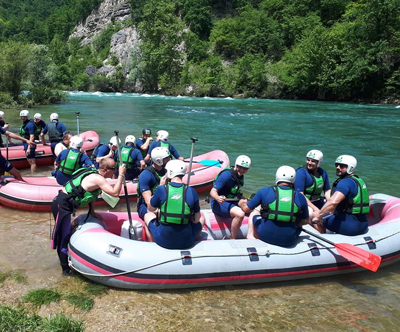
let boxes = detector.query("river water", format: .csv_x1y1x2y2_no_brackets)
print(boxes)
1,92,400,331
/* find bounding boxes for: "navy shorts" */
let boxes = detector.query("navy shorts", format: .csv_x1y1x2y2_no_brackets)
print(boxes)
0,153,13,172
23,143,36,158
211,199,237,218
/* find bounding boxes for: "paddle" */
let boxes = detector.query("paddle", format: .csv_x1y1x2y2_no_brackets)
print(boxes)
4,135,10,176
186,137,198,186
76,112,80,135
190,160,222,167
114,130,135,240
301,227,381,272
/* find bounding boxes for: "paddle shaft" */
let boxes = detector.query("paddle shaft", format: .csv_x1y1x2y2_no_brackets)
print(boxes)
76,112,80,135
114,130,134,239
186,137,198,186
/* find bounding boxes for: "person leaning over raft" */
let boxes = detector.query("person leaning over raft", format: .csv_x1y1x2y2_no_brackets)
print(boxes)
311,155,369,236
144,160,205,249
91,136,120,169
210,155,251,239
54,131,74,157
0,126,36,181
239,166,309,247
51,158,126,276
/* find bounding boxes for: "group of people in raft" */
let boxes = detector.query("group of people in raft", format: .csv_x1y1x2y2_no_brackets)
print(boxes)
0,110,370,276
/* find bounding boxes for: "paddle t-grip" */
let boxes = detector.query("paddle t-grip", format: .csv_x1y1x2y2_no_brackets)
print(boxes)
190,137,198,143
114,130,119,136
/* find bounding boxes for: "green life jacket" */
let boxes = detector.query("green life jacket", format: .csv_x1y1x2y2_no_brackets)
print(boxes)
19,120,30,139
64,168,101,207
159,141,170,150
59,149,83,176
48,122,62,142
261,186,300,223
116,146,137,169
213,167,244,198
302,166,325,201
159,184,192,225
333,175,370,215
137,166,164,198
33,122,42,140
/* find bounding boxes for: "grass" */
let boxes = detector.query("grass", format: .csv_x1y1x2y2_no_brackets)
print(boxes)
0,305,84,331
0,269,28,284
21,288,62,306
64,292,94,311
83,281,108,296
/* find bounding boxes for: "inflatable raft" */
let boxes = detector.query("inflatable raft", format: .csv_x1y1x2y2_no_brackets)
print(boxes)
0,130,99,169
0,150,229,211
68,193,400,290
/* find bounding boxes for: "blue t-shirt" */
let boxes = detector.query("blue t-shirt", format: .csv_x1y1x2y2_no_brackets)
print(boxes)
247,185,309,246
294,167,330,195
0,127,5,134
92,144,111,168
148,141,181,159
114,145,144,180
55,148,93,185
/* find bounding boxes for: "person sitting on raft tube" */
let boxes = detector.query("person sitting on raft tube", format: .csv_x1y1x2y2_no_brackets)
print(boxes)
210,155,251,239
137,147,170,240
294,149,331,232
144,159,205,249
0,125,35,181
136,128,153,165
239,166,309,247
114,135,145,180
311,155,369,236
51,158,126,276
91,136,120,169
54,136,94,186
145,130,184,164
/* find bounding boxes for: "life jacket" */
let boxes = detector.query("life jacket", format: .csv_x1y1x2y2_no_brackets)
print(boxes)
137,166,164,197
332,175,370,214
300,166,325,201
19,120,31,139
58,149,83,176
159,141,170,150
261,186,300,223
48,122,62,142
213,167,244,198
33,121,43,140
116,146,137,169
64,168,101,207
159,184,192,225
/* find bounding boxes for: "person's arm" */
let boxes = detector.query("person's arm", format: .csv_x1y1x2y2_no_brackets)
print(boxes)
324,189,332,201
210,187,226,204
139,160,146,171
5,130,35,147
140,137,153,151
40,133,46,145
312,191,345,224
97,165,126,197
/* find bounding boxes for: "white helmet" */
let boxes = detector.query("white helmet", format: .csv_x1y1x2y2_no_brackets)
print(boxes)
125,135,136,145
70,136,83,149
50,113,59,121
109,136,121,147
151,146,171,166
235,155,251,168
34,113,42,120
306,150,323,167
335,155,357,174
0,111,4,118
276,166,296,184
20,110,30,118
165,160,187,179
157,130,169,141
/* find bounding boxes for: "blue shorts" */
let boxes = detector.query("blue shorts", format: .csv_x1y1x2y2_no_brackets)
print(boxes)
148,220,202,249
211,199,237,218
23,143,36,158
324,214,368,236
0,154,13,172
137,198,147,220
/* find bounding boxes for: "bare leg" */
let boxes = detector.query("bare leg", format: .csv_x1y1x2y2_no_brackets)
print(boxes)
247,209,260,239
194,216,205,240
230,206,245,239
143,212,156,242
27,158,36,173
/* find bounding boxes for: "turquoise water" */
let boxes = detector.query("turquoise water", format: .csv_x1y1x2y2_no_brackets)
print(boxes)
3,92,400,331
22,91,400,196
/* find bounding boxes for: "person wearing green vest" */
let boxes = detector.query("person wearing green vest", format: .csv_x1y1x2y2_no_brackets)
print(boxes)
144,159,205,249
114,135,145,180
136,128,153,165
312,155,369,235
51,157,126,276
239,166,309,246
145,130,184,164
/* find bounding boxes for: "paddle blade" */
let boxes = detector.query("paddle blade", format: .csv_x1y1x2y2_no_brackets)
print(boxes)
194,160,221,167
334,243,381,272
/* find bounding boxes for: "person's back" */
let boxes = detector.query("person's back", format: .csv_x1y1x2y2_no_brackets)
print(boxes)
115,135,145,180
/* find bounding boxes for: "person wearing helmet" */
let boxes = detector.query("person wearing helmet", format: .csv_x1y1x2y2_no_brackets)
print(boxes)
52,157,126,276
0,124,35,181
40,113,67,157
32,113,46,141
0,111,10,147
91,136,121,169
54,135,94,185
114,135,145,180
143,160,205,249
210,155,252,239
312,155,369,236
136,128,153,164
54,131,74,157
137,147,171,234
294,150,331,229
19,110,39,173
145,130,184,163
240,166,309,246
